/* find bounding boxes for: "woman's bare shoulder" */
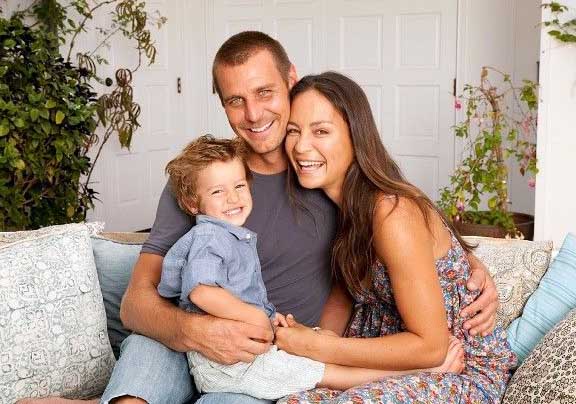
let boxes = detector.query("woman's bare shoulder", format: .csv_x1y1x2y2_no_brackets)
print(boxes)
373,194,426,227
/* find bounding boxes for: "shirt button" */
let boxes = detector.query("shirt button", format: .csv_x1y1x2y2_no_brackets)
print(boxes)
246,233,251,239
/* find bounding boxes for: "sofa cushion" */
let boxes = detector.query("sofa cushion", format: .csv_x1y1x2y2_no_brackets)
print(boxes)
463,236,553,329
507,233,576,364
503,308,576,403
92,233,146,358
0,223,115,401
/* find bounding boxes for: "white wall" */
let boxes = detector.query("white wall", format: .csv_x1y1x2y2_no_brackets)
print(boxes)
455,0,541,216
534,0,576,246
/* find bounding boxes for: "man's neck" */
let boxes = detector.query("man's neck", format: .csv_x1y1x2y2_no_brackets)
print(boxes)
247,149,289,175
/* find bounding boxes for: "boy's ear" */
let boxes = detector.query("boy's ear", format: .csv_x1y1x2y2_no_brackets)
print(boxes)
183,199,199,215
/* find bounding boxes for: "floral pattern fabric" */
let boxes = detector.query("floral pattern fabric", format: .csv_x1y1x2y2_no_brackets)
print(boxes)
279,231,516,403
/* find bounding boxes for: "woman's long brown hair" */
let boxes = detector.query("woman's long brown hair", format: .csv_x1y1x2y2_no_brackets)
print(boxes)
289,72,473,296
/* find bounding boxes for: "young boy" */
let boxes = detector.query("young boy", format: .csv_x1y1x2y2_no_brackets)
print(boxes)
157,135,464,400
157,135,325,399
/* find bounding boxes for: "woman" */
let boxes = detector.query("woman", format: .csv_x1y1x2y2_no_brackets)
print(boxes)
275,72,516,403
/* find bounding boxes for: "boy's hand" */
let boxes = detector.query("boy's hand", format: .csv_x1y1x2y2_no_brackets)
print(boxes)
273,313,288,328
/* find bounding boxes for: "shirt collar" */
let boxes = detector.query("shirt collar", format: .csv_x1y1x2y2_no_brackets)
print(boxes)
196,214,255,241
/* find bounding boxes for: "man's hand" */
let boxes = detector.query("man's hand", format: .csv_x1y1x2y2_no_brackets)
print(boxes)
189,314,273,365
460,253,499,336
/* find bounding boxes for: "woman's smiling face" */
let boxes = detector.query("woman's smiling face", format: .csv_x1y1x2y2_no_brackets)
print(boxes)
285,89,354,205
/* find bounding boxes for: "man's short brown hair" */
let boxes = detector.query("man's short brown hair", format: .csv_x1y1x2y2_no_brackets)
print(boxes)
212,31,291,101
165,135,251,215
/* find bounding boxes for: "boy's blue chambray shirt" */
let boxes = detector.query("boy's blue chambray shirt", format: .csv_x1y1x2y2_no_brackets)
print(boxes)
157,214,276,319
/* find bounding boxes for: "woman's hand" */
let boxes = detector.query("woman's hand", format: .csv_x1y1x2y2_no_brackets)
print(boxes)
274,314,323,357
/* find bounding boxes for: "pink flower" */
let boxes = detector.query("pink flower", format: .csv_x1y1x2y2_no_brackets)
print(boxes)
521,116,532,134
456,200,465,212
528,177,536,188
454,98,462,110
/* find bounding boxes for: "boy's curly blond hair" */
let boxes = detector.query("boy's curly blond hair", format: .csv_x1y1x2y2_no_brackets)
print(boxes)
165,135,251,215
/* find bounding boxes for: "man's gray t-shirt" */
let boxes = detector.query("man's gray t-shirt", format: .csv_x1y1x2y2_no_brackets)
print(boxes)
143,171,337,326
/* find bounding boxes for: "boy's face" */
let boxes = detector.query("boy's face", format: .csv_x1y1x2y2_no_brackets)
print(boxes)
188,157,252,227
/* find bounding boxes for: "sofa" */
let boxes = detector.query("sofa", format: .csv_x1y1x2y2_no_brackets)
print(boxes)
0,222,575,403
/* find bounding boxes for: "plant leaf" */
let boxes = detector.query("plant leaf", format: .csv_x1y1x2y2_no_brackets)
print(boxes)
12,159,26,170
41,121,52,134
30,108,39,122
3,39,16,49
0,123,9,137
55,111,65,125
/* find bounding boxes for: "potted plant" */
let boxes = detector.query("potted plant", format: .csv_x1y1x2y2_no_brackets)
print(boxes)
0,0,165,230
438,67,538,239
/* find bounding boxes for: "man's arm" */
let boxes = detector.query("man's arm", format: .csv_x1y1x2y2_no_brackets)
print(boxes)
119,252,273,364
318,281,353,336
460,252,499,336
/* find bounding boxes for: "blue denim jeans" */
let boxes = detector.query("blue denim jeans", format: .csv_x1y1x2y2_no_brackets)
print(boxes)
100,334,274,404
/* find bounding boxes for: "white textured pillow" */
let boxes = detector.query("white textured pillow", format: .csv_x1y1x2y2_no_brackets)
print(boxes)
463,236,553,328
0,223,115,401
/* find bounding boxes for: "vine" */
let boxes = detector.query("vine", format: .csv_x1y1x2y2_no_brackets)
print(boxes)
542,2,576,43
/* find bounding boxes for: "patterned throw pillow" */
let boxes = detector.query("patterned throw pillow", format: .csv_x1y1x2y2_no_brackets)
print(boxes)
0,222,104,246
0,223,115,402
503,308,576,403
462,236,553,329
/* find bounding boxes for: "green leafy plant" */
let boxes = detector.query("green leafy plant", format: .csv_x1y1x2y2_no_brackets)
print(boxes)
438,67,538,236
1,0,165,230
542,2,576,43
0,17,97,229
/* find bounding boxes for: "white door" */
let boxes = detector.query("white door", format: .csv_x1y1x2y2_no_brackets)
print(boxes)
205,0,457,202
325,1,457,201
90,0,187,231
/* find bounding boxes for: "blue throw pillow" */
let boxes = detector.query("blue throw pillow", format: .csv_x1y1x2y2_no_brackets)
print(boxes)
92,237,142,358
507,233,576,364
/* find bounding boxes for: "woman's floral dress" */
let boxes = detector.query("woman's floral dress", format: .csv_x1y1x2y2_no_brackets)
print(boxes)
279,230,516,403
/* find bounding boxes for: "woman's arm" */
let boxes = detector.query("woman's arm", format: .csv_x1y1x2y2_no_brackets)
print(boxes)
318,281,353,336
190,285,272,330
276,198,449,370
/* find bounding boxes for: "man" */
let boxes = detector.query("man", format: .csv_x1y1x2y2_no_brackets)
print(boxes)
28,31,499,404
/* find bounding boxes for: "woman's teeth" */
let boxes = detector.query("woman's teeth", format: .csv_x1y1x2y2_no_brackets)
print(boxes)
298,161,324,171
